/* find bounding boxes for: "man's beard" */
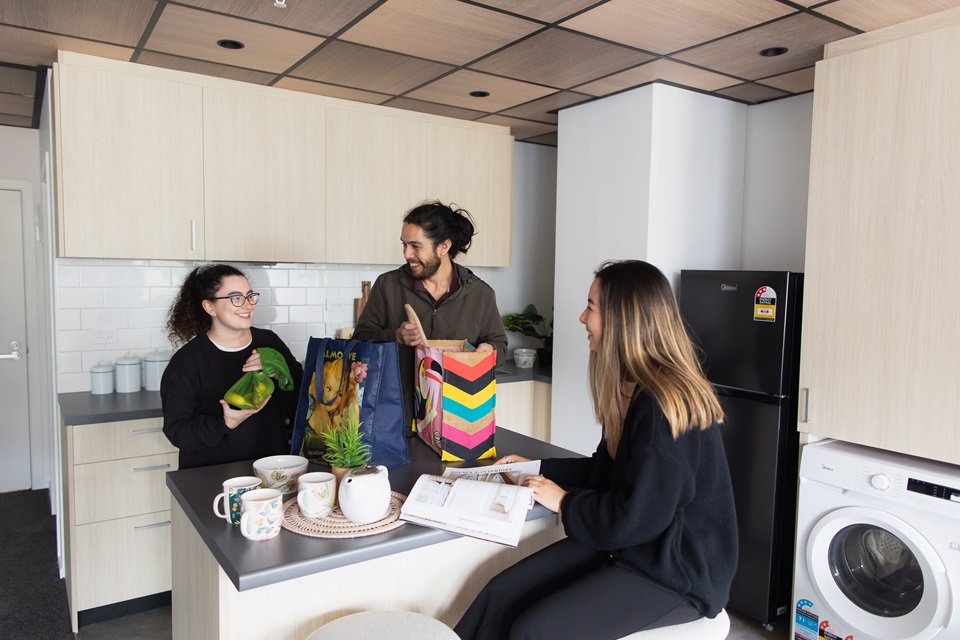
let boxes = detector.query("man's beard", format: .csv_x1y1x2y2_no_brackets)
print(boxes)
410,253,442,281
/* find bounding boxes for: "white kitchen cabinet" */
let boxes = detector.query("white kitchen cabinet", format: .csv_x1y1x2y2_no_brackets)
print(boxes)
55,57,204,259
497,379,551,442
202,86,326,263
798,7,960,464
61,417,178,632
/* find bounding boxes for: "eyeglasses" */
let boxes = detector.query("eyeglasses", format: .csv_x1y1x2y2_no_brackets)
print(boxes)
210,292,260,307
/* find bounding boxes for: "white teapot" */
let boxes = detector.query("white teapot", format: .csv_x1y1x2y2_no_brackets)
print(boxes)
338,465,391,524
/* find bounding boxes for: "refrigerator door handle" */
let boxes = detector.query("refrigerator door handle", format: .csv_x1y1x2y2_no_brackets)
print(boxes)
801,388,811,423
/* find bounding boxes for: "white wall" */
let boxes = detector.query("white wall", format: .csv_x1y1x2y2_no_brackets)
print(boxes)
553,84,748,455
741,93,813,272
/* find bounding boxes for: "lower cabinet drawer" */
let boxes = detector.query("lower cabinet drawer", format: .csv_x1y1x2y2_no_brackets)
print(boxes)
75,511,172,611
74,453,179,525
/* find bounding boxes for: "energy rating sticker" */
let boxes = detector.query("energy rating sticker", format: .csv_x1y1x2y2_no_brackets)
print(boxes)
754,286,777,322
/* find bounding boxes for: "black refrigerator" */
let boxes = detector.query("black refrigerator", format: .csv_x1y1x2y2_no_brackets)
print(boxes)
678,270,802,629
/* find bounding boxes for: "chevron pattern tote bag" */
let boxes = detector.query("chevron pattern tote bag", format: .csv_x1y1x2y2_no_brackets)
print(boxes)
406,305,497,461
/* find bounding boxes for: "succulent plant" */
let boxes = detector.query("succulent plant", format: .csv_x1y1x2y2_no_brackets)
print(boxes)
320,420,372,469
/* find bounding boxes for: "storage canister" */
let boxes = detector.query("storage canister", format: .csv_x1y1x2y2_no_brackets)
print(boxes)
115,355,142,393
143,350,171,391
90,361,114,395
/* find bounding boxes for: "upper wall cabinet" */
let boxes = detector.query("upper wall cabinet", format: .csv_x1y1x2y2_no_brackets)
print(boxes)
55,62,205,260
53,52,514,266
325,107,428,265
798,8,960,464
428,125,514,267
202,87,326,263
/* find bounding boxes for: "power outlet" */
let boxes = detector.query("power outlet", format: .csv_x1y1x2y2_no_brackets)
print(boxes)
93,329,118,344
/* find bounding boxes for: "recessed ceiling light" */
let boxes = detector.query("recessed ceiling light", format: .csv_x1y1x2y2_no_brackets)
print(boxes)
217,39,245,50
469,90,491,98
760,47,788,57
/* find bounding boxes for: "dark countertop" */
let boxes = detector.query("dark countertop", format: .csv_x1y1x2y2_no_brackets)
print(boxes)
59,364,549,426
166,428,577,592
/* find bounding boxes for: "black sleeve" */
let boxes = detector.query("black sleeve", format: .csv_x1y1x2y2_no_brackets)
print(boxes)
160,350,230,451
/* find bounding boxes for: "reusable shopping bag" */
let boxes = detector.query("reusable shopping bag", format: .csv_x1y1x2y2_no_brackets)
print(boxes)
290,337,409,469
223,347,293,409
406,304,497,462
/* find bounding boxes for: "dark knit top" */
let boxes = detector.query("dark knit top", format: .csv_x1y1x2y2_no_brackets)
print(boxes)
160,327,304,470
541,391,738,616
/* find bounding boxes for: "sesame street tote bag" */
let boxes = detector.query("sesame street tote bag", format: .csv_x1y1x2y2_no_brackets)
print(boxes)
406,305,497,462
290,337,409,469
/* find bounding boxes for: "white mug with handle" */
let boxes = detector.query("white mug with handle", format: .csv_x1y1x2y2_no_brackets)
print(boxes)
297,472,337,518
239,488,283,541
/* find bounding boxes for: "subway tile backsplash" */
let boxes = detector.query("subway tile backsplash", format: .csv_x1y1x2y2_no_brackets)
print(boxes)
55,258,392,393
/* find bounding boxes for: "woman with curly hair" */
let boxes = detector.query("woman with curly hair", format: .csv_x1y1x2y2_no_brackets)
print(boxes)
455,260,738,639
161,264,303,469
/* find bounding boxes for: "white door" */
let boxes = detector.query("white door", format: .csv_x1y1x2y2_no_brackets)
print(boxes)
0,188,31,491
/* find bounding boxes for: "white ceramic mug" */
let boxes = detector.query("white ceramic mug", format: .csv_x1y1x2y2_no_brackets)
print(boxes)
239,488,283,541
297,472,336,518
212,476,262,524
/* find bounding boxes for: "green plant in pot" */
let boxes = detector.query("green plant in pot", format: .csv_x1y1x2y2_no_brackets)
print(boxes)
320,420,372,487
502,304,553,371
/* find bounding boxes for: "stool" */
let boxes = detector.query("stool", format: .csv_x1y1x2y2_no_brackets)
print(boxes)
306,610,458,640
618,609,730,639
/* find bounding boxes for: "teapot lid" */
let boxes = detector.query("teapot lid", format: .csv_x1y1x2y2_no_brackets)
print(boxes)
348,466,382,477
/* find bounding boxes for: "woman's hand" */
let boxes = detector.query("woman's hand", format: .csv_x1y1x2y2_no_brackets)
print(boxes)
494,454,530,465
523,474,566,513
242,349,262,373
220,395,270,429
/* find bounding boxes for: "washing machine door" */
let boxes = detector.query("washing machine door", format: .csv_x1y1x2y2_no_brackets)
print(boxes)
807,506,950,640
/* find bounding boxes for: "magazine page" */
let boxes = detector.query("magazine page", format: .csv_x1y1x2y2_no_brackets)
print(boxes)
441,460,541,486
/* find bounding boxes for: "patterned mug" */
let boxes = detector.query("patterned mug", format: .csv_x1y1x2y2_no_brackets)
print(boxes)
212,476,262,524
239,489,283,541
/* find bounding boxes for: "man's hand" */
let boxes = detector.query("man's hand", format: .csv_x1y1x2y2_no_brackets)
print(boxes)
396,321,423,346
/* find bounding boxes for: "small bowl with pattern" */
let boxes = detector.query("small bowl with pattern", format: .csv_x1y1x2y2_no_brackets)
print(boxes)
253,455,309,493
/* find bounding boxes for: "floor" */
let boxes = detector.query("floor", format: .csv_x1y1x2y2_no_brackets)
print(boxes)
77,605,788,638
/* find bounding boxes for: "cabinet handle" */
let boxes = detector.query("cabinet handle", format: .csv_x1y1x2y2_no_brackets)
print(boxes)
132,428,163,435
801,388,811,423
134,521,171,532
132,464,171,473
191,219,197,251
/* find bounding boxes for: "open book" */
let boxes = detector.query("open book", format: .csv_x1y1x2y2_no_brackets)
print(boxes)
400,461,541,547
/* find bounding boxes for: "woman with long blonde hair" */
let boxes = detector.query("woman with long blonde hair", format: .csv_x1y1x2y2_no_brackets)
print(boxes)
456,260,738,640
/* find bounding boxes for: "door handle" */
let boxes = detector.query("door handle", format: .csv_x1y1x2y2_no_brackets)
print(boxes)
0,351,21,361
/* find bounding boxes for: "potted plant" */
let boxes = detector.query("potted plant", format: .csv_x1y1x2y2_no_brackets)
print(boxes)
320,420,372,487
502,304,553,371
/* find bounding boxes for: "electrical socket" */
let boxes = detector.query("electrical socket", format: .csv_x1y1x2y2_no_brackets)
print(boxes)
93,329,118,344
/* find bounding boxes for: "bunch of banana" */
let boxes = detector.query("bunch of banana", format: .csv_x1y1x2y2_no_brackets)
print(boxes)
223,372,275,410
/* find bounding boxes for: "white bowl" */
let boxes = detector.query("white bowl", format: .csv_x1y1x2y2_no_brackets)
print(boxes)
253,455,309,493
513,348,537,369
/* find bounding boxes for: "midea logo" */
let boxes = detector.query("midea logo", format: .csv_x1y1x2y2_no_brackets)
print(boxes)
720,284,738,291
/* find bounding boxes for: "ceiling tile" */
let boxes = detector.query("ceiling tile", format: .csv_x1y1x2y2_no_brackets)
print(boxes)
0,92,33,117
759,66,815,93
575,58,739,96
0,113,32,127
137,51,276,85
499,90,593,124
470,28,654,89
0,25,134,68
289,40,453,95
814,0,960,32
524,130,558,146
339,0,541,66
715,82,790,103
174,0,380,36
0,0,156,47
477,114,557,140
382,97,488,120
0,66,37,96
560,0,795,55
406,69,556,111
274,77,389,105
674,12,856,80
145,4,325,73
470,0,604,24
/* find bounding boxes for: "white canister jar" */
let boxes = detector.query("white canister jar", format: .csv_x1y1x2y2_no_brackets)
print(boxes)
115,355,142,393
143,351,171,391
90,361,114,395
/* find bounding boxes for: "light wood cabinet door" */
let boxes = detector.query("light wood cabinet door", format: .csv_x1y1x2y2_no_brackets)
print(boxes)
56,63,204,259
497,380,535,437
325,107,429,264
533,381,552,443
203,87,326,263
799,18,960,464
74,452,178,525
427,125,513,267
73,417,176,465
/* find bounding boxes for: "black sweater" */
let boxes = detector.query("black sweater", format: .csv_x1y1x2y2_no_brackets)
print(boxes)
160,327,304,470
541,392,738,617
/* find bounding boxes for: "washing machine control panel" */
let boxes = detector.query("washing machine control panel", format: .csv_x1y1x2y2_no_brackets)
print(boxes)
869,473,890,491
907,478,960,503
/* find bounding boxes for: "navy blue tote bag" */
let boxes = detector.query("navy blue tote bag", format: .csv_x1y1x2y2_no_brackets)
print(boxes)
290,337,409,469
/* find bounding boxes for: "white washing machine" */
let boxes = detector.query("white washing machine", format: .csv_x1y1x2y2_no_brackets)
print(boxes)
792,439,960,640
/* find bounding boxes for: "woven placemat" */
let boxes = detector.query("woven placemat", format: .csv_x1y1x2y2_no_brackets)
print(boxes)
281,492,406,539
